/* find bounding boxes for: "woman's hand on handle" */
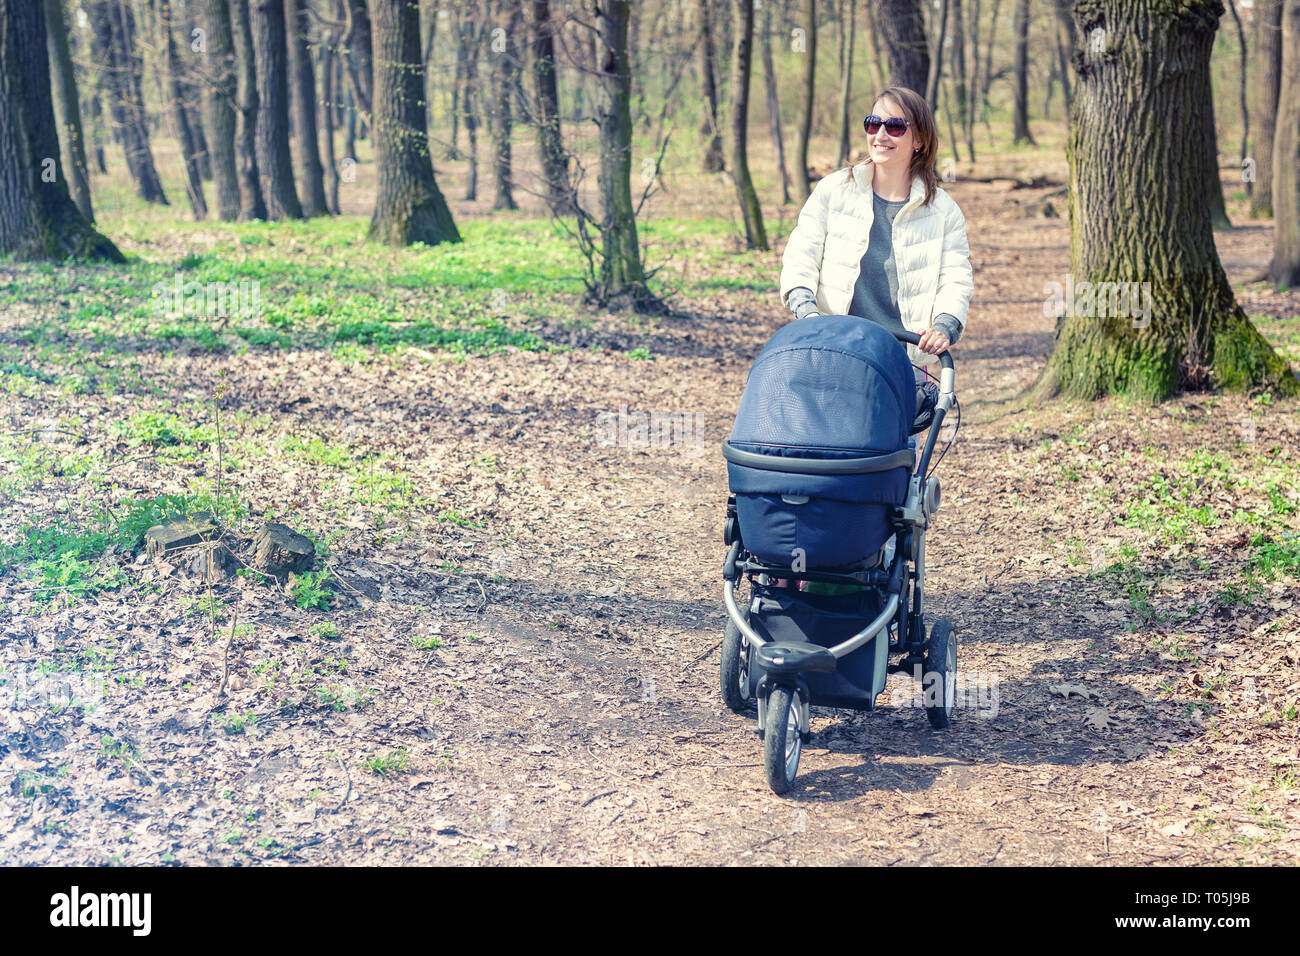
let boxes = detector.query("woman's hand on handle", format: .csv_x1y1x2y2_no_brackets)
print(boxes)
917,329,951,355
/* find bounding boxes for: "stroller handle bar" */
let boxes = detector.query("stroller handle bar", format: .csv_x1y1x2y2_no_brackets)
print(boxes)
890,328,955,396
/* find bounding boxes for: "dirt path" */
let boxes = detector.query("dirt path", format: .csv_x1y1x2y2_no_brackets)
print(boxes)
2,183,1298,865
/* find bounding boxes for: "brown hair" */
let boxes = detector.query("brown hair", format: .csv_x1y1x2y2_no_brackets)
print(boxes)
837,86,939,207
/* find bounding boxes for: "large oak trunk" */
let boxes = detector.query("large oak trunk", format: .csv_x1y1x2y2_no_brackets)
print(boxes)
1035,0,1297,401
1011,0,1034,143
157,0,208,219
0,0,121,260
366,0,459,246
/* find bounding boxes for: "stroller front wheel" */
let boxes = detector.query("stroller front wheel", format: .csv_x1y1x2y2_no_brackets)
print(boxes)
763,686,803,795
720,608,751,713
923,618,957,729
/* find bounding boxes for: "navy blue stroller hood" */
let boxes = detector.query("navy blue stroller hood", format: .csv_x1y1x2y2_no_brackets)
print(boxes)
726,315,916,568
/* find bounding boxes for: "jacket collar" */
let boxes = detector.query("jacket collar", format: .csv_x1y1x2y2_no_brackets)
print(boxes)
854,161,926,214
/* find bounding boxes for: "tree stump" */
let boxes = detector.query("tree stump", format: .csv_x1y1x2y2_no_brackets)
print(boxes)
145,515,220,558
252,522,315,577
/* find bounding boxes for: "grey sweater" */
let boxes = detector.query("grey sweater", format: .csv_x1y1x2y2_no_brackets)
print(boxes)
786,191,962,345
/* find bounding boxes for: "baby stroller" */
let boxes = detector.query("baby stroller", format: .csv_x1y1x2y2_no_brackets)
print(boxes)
720,314,959,794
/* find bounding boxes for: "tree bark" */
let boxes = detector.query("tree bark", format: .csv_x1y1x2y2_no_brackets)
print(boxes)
593,0,655,309
1053,0,1075,119
319,20,339,214
1,0,122,260
793,0,815,201
287,0,328,215
1011,0,1034,144
251,0,303,219
1225,0,1248,190
761,0,791,203
201,0,240,221
460,6,481,200
488,0,519,211
836,0,857,166
1269,0,1300,286
366,0,460,246
44,0,94,222
157,0,208,219
1035,0,1297,401
877,0,929,96
349,0,373,135
697,0,725,172
1250,0,1283,218
730,0,766,250
927,0,949,107
950,0,973,161
532,1,572,214
863,0,885,92
229,0,267,220
85,0,168,204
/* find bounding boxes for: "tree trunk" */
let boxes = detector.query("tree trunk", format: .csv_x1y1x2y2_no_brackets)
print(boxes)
1011,0,1034,144
981,0,1002,112
863,0,885,92
488,0,519,211
367,0,460,246
730,0,766,250
836,0,857,166
532,1,572,214
157,0,208,219
1035,0,1297,401
1224,0,1249,195
0,0,121,260
251,0,303,219
1053,0,1074,119
461,7,481,200
966,0,979,157
287,0,328,215
761,0,791,203
697,0,725,172
950,0,972,161
85,0,168,204
927,0,948,107
593,0,655,309
319,21,339,214
1269,0,1300,286
793,0,815,201
44,0,94,222
449,7,465,157
349,0,373,135
877,0,929,96
1250,0,1283,218
202,0,240,221
229,0,267,220
1203,36,1232,230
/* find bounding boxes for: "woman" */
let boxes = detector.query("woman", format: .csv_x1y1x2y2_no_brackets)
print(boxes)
779,86,973,369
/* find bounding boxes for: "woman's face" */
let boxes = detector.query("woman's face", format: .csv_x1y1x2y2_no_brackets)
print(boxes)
868,97,917,169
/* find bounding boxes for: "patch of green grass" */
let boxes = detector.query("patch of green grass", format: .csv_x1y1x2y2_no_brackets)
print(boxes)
410,635,442,651
362,748,409,777
1249,535,1300,580
221,710,257,735
309,621,340,640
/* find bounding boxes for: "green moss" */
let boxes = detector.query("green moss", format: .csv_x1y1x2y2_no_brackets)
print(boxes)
1211,315,1300,396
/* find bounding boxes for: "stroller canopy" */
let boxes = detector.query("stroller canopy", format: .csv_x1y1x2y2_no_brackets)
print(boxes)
727,314,916,502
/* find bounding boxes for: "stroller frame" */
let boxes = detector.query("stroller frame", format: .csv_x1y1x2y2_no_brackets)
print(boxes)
720,328,957,794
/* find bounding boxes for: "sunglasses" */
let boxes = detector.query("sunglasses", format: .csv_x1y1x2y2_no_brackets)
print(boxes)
864,114,910,137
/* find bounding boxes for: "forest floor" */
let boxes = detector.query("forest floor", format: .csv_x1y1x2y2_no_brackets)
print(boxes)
1,171,1299,865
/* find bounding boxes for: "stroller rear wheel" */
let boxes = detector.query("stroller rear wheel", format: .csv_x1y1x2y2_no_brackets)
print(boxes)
923,618,957,729
720,606,751,713
763,686,803,795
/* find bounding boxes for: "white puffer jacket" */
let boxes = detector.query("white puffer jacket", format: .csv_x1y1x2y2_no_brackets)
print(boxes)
779,161,973,365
